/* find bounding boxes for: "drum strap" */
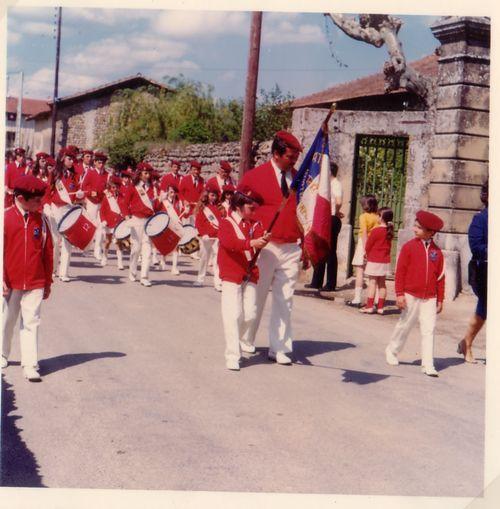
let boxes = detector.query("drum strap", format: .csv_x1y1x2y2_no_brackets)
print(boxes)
203,206,220,229
136,183,154,212
41,215,48,249
163,199,180,222
104,190,121,215
227,214,252,261
55,180,72,204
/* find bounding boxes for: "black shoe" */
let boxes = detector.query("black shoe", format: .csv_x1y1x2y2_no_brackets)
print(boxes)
321,286,336,292
304,283,320,290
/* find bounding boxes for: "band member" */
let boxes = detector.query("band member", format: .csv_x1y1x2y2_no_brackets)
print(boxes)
100,177,128,269
161,184,187,275
121,169,134,190
3,175,54,381
194,186,223,290
218,191,270,370
159,160,183,198
82,151,108,261
74,148,91,180
237,131,303,364
122,162,158,287
205,160,236,193
50,147,85,282
179,160,205,219
5,147,27,208
30,152,50,177
220,184,236,217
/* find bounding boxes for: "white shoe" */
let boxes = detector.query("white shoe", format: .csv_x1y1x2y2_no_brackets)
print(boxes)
385,346,399,366
159,262,166,271
226,360,240,371
171,269,180,276
268,351,292,365
140,278,152,287
191,253,201,260
240,342,256,354
100,257,107,267
1,356,8,369
59,276,70,283
214,286,222,292
128,273,137,282
193,281,203,287
23,367,41,382
421,365,439,377
118,264,125,271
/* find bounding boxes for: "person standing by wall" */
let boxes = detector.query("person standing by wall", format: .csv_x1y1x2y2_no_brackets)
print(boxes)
458,180,488,363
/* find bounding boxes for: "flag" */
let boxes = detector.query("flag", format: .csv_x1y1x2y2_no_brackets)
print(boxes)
291,127,332,266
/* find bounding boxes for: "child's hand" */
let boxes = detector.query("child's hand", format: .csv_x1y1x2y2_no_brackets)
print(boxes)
396,295,407,310
250,237,269,249
263,231,272,242
3,282,10,298
43,286,51,300
436,302,443,314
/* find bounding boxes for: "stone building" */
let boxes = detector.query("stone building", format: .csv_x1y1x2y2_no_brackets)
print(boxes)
291,16,490,300
27,74,170,155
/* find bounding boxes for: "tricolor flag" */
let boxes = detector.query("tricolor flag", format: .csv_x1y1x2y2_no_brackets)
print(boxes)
291,127,332,266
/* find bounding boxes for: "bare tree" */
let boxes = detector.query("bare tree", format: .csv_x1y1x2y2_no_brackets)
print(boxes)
325,13,431,105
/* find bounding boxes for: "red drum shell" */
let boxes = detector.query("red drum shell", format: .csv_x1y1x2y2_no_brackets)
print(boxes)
145,212,181,256
58,206,96,250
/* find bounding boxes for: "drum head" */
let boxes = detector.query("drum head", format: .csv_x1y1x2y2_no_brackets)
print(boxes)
178,225,197,246
58,206,82,233
145,212,170,237
114,219,131,240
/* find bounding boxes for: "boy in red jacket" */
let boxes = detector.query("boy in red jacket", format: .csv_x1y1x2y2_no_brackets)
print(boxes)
2,175,54,381
385,210,445,377
218,192,270,370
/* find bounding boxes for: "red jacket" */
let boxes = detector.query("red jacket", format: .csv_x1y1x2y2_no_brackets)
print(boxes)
238,161,300,243
123,182,158,218
100,191,128,228
195,204,223,238
365,226,391,263
5,162,26,189
395,238,445,302
159,172,182,193
179,175,205,208
205,175,236,193
3,205,54,291
82,169,108,204
50,171,82,208
217,212,263,284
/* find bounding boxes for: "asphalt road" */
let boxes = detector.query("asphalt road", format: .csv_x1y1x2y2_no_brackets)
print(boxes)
1,249,486,495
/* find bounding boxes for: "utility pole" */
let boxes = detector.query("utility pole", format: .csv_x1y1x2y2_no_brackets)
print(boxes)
14,71,24,147
50,6,62,157
239,12,263,178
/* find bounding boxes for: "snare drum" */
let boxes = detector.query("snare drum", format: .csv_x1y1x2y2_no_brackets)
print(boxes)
57,205,96,250
113,218,131,241
178,225,200,255
145,212,184,256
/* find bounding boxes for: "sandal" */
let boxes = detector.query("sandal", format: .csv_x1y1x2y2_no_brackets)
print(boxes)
377,308,385,315
359,306,374,314
345,300,362,308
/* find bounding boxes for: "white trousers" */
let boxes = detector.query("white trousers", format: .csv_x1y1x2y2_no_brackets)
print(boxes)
46,203,60,275
171,249,179,272
387,293,437,368
129,218,152,280
3,289,43,368
241,241,301,355
86,200,103,259
221,281,257,363
197,236,221,288
53,204,73,279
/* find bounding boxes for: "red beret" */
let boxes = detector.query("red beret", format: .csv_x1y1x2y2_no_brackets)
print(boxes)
219,160,232,171
151,170,161,179
93,151,107,161
14,147,26,155
108,176,122,187
189,160,202,169
170,160,181,167
121,170,134,178
206,184,220,194
416,210,444,232
46,156,56,166
60,147,78,159
35,152,49,160
137,162,154,172
222,184,236,192
275,131,302,152
13,175,47,193
66,145,80,154
81,149,94,156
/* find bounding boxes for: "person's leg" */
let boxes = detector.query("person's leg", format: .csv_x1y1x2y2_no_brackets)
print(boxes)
268,243,301,356
58,236,73,280
128,222,141,280
171,249,180,274
221,281,242,368
212,239,221,290
241,282,258,342
387,293,420,359
19,289,44,370
460,313,485,362
361,276,377,311
310,262,325,289
353,266,364,303
377,276,387,312
419,297,437,370
325,215,341,289
2,290,23,362
241,245,277,347
196,237,211,284
140,227,152,281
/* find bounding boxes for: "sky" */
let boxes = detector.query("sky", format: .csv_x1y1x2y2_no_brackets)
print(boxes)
6,7,442,102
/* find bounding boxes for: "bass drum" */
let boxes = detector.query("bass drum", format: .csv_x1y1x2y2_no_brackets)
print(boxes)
178,225,200,255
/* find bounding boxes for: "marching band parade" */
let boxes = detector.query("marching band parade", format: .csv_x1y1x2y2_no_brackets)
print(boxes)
1,129,487,383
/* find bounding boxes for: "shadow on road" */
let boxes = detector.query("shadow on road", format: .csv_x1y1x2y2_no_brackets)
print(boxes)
74,275,125,285
399,356,465,372
40,351,126,376
151,280,199,288
293,339,356,365
1,374,45,487
341,369,392,384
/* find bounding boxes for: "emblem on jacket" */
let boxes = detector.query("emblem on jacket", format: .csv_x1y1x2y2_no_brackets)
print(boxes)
33,227,41,239
69,183,75,190
429,250,438,262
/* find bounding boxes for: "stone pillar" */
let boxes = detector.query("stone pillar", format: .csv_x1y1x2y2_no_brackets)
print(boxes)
428,16,490,298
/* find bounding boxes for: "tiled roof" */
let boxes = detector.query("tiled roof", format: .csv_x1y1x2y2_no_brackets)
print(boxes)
6,97,51,117
292,54,439,108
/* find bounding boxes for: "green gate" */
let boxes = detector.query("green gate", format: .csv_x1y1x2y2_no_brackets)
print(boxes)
349,134,409,275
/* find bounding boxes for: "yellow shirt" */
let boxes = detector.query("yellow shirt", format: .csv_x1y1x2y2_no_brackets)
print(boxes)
359,212,379,236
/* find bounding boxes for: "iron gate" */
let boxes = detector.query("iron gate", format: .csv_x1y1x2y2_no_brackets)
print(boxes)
349,134,409,275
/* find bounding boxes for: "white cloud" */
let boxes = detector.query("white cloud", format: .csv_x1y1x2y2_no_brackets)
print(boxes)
63,8,156,26
219,70,237,81
423,16,442,27
263,22,325,44
19,21,55,36
8,7,54,19
152,10,249,38
8,31,22,44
